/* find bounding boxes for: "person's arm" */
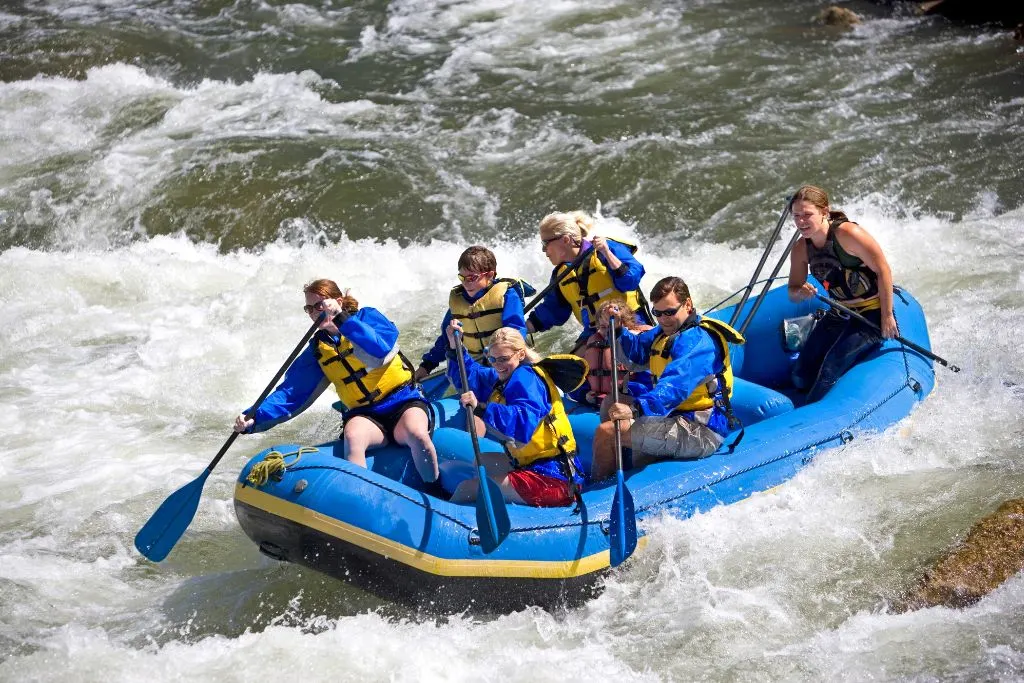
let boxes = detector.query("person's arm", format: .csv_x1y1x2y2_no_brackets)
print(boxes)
601,238,645,293
835,223,897,338
502,288,528,339
478,367,550,445
444,320,500,393
238,344,330,433
788,237,815,302
633,330,717,417
526,270,574,333
615,326,656,367
338,308,401,368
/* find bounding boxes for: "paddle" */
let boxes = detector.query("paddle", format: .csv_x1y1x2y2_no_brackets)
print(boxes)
453,331,511,553
523,246,595,316
814,294,961,372
737,229,802,336
607,317,638,567
729,195,795,327
134,316,324,562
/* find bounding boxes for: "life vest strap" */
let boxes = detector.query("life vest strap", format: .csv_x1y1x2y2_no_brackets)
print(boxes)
319,346,354,365
452,306,504,321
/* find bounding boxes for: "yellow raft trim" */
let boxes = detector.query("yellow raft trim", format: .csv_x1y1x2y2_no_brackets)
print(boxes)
235,484,646,579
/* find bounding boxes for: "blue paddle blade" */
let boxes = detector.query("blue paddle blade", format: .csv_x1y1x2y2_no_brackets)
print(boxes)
134,470,211,562
609,470,637,567
475,466,511,554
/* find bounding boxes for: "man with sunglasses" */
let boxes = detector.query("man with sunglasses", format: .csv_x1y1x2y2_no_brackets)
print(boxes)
589,276,745,482
415,246,533,381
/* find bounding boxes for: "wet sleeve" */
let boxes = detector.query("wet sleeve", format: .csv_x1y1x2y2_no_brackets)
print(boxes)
634,331,717,417
502,289,528,339
616,327,656,367
607,239,646,292
446,346,499,398
526,271,574,332
247,345,329,432
481,368,550,445
339,308,400,368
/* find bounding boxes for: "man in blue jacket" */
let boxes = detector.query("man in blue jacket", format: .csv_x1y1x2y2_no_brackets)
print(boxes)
589,277,744,481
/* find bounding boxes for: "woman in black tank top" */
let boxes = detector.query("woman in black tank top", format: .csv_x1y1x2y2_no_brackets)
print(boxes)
786,185,897,402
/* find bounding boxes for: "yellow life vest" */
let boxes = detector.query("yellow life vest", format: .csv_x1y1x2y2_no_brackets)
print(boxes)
314,337,413,410
448,279,514,359
649,317,745,413
488,364,577,467
555,239,642,326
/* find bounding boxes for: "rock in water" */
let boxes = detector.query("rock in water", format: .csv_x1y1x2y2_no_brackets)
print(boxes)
817,6,862,27
902,499,1024,610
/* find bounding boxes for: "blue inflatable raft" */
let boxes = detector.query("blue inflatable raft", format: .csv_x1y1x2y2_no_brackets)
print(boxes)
233,282,936,610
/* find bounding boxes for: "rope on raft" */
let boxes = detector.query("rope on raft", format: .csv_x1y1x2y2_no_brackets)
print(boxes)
246,446,318,486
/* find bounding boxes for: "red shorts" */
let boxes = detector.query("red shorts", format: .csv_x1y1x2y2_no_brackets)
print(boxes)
506,468,573,507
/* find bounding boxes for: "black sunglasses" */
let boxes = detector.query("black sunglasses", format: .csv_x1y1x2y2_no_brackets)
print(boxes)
652,305,682,318
303,300,326,315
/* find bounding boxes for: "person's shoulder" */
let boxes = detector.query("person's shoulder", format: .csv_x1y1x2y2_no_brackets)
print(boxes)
511,363,545,388
353,307,392,325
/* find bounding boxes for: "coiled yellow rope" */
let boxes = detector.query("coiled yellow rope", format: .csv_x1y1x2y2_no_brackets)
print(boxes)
246,447,317,486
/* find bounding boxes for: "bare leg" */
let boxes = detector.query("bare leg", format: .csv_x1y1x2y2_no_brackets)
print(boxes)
590,419,634,482
393,406,439,483
342,415,387,468
449,452,526,504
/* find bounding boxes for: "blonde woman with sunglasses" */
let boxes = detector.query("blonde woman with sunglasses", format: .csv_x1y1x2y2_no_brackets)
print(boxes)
441,322,584,507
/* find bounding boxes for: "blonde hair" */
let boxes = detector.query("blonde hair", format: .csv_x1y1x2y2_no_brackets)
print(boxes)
487,327,542,364
538,211,595,245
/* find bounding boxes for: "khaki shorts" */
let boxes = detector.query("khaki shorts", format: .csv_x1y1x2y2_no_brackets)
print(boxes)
631,408,724,461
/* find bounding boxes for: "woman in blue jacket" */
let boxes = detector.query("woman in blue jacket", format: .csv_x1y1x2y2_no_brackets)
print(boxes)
234,279,439,486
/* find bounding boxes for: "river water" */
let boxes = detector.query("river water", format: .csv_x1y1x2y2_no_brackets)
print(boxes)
2,0,1023,680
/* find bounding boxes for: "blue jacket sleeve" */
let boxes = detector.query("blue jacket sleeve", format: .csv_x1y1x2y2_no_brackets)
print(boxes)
616,326,658,366
421,310,453,369
606,239,645,293
633,326,720,417
446,346,500,398
246,344,329,433
502,287,528,338
481,366,550,446
338,307,401,368
526,270,574,333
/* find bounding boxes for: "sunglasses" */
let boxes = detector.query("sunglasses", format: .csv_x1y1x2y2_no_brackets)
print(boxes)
540,235,561,251
652,305,682,318
486,353,516,365
457,271,491,283
303,300,325,315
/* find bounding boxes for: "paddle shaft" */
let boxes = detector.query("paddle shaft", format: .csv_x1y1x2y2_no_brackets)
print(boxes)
814,294,961,372
738,229,802,336
728,195,794,327
453,332,510,551
134,314,324,561
522,247,594,315
452,333,486,466
207,316,325,473
609,317,624,470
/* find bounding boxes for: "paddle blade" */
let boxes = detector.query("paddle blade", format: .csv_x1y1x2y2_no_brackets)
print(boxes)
475,468,511,554
134,470,211,562
609,471,637,567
